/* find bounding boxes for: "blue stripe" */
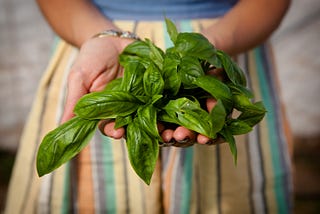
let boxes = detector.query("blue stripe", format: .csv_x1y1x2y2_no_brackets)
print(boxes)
254,46,287,213
93,0,236,21
258,45,293,212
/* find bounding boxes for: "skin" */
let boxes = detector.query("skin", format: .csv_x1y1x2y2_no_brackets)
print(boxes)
36,0,290,145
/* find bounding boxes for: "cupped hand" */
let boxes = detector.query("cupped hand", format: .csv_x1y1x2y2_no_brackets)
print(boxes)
101,97,224,145
61,36,134,123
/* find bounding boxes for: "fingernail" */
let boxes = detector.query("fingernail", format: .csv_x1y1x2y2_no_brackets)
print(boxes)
177,137,190,144
205,140,215,145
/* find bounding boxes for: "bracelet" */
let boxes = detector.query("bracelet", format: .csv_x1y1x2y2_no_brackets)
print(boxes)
92,29,140,40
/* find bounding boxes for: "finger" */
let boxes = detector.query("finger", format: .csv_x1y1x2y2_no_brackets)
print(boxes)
102,120,125,139
90,66,121,92
206,97,217,112
61,71,88,123
197,134,211,145
89,71,113,92
197,134,225,145
161,129,174,143
173,126,196,142
207,67,225,81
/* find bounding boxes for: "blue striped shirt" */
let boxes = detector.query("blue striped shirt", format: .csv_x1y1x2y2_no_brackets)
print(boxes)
93,0,237,20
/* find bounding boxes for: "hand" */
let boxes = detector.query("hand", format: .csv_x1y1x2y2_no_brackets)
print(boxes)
61,36,134,123
101,67,226,146
160,97,220,145
100,97,224,146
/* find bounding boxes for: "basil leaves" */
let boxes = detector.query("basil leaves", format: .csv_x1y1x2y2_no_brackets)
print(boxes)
37,117,98,176
36,18,266,185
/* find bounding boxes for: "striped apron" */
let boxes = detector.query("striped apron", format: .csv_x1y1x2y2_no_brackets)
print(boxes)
5,19,293,214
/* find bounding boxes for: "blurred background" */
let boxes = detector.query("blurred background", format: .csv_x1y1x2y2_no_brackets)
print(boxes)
0,0,319,213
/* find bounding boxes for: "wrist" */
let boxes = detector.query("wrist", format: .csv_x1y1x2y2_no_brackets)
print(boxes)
92,29,140,41
90,29,140,52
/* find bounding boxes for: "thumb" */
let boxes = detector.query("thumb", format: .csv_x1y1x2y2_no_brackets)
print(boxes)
61,73,89,124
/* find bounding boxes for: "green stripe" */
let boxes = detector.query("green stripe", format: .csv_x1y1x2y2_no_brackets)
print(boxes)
101,136,117,213
254,47,286,213
179,20,194,214
180,20,194,33
180,147,194,214
61,163,70,214
50,37,62,56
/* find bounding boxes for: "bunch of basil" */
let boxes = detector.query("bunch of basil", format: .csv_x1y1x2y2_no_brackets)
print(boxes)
37,19,266,185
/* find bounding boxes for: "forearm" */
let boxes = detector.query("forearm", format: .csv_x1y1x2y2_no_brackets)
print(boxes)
36,0,118,47
203,0,290,55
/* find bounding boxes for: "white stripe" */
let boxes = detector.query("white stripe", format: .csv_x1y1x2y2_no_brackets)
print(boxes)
37,174,52,214
248,126,266,214
90,134,102,212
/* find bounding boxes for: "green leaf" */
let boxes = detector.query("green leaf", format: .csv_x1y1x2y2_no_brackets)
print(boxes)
126,118,159,185
227,119,253,135
104,78,123,91
114,115,132,129
228,83,253,98
150,94,163,105
160,97,214,138
135,95,150,103
216,50,246,86
208,99,227,137
146,38,164,70
121,39,164,70
121,61,145,95
165,18,178,43
143,63,164,96
122,40,152,59
194,75,233,111
220,128,237,165
174,32,218,65
137,104,160,140
233,94,266,114
238,112,266,127
237,101,267,127
37,117,98,176
178,56,205,89
75,91,143,119
162,51,181,95
119,54,150,68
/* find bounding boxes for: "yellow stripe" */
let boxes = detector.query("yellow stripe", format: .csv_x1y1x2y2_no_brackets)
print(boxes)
111,140,128,213
135,21,166,49
49,44,78,214
219,135,251,213
4,41,68,214
25,42,74,213
143,159,163,214
190,19,219,33
191,145,219,212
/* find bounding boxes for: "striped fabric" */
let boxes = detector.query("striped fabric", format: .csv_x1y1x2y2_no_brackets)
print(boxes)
5,19,293,214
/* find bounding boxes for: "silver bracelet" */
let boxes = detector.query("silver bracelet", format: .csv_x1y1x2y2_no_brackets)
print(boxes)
92,29,140,40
